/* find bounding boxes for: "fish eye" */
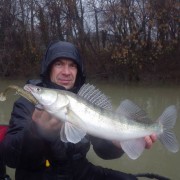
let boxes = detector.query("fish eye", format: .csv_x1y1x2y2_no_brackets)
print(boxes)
37,87,41,92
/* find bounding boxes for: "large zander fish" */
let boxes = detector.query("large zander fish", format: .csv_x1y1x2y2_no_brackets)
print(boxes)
24,83,179,159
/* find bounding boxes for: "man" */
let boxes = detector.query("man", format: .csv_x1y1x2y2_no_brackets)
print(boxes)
1,41,156,180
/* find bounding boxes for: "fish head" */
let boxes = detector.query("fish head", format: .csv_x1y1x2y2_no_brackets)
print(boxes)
24,84,58,106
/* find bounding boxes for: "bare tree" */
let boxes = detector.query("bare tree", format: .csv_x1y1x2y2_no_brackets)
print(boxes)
0,0,179,80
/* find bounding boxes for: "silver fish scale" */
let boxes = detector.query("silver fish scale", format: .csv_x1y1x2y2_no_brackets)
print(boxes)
78,83,112,110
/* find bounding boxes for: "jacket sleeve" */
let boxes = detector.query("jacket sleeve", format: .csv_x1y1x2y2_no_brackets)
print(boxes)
89,136,124,160
1,97,48,169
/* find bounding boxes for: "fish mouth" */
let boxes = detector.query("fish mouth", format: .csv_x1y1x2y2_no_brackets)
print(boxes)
24,84,34,93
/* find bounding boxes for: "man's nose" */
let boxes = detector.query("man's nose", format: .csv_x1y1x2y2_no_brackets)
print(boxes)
62,65,70,74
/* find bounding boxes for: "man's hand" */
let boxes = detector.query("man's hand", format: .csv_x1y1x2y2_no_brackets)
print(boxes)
32,108,62,134
112,134,157,150
144,133,157,149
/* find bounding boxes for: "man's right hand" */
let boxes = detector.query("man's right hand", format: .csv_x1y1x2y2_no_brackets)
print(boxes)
32,108,62,134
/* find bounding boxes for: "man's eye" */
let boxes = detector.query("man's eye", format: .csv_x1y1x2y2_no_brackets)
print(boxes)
55,62,62,66
70,64,77,68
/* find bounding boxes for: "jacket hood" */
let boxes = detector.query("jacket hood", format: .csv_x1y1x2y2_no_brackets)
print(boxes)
41,41,84,76
40,41,85,91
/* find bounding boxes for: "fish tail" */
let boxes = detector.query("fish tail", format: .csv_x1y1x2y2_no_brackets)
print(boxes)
158,105,179,153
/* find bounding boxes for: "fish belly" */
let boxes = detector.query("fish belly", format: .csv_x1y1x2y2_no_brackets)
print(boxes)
67,98,159,141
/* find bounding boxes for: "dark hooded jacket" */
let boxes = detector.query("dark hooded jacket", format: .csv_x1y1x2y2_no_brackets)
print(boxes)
1,41,124,180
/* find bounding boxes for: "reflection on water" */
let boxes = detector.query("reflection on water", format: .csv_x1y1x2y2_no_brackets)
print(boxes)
0,78,180,180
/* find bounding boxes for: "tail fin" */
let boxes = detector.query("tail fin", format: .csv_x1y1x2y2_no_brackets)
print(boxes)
158,105,179,153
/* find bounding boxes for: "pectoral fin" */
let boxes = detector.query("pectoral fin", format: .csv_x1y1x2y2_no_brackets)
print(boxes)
120,138,145,159
60,122,86,143
60,123,68,142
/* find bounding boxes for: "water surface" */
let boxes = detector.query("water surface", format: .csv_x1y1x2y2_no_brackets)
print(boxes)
0,78,180,180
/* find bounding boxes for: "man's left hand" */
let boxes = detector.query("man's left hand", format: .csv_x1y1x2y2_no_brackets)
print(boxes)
112,134,157,150
144,133,157,149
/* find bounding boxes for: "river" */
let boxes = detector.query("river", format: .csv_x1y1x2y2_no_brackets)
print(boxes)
0,78,180,180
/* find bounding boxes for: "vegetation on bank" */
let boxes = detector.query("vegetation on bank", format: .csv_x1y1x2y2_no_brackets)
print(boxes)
0,0,179,82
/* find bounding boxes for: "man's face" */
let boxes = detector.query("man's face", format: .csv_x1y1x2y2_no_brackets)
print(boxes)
50,59,78,89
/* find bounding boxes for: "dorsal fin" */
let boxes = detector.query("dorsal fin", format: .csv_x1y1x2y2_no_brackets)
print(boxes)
78,83,112,110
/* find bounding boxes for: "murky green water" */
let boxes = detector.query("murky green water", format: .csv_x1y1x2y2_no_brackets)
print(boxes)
0,78,180,180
